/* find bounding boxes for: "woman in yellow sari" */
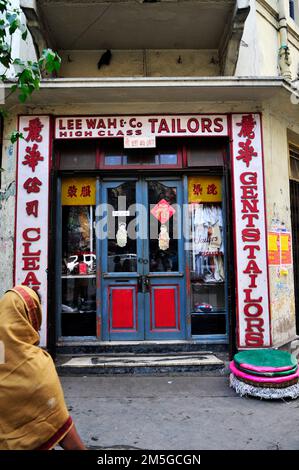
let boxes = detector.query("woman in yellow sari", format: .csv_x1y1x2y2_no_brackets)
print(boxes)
0,285,86,450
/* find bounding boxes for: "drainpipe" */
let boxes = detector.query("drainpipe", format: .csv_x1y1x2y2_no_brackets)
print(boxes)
278,0,292,80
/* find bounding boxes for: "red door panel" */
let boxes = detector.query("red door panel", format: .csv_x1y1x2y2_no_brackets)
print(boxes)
109,285,137,332
150,284,180,332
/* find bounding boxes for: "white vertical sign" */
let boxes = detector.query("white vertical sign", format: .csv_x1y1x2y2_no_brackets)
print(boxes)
15,116,51,347
231,113,271,348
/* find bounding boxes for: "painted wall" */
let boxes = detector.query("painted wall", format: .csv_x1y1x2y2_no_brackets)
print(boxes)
0,115,18,297
58,49,220,78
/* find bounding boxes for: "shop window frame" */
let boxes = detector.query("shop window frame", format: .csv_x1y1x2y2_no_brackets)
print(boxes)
184,173,229,344
98,138,183,170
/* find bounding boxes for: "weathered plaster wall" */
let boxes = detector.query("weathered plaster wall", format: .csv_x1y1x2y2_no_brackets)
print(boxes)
0,116,18,296
235,0,262,76
256,8,279,76
58,49,220,78
262,108,297,346
236,0,299,80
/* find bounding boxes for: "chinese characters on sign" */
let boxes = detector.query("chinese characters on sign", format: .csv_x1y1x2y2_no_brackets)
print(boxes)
61,178,96,206
188,177,222,203
124,136,156,148
231,114,271,348
15,116,51,347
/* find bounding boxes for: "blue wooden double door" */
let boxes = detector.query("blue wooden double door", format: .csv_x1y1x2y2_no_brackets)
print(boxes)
100,178,186,341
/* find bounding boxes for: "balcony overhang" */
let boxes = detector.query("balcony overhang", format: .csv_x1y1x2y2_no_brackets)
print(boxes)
30,0,245,51
3,77,299,120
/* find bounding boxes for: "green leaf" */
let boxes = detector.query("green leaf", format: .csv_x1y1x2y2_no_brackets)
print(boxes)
18,94,27,103
10,131,24,144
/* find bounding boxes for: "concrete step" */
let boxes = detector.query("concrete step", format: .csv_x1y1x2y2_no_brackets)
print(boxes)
56,351,226,375
56,340,228,356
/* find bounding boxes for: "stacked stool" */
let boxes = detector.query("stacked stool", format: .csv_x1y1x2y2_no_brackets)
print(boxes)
230,349,299,399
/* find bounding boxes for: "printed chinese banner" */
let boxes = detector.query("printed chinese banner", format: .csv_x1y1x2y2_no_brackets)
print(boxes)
231,113,271,348
280,232,292,265
15,116,51,347
188,177,222,203
268,231,292,266
268,232,280,266
61,177,96,205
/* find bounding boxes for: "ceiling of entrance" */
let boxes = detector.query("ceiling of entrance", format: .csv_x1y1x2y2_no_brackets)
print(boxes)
37,0,236,50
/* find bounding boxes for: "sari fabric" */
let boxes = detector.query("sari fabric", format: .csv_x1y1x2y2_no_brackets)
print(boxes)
0,286,73,450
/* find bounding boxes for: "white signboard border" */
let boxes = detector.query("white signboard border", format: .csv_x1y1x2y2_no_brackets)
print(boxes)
14,115,51,347
231,113,271,348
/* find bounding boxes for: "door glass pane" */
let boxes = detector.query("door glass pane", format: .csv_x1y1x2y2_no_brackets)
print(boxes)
148,182,178,272
61,204,96,336
107,182,137,272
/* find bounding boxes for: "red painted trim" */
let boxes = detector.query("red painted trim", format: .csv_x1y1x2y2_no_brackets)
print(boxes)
95,141,101,169
99,144,183,170
228,112,241,350
13,115,21,286
36,416,73,450
46,115,54,347
96,256,102,339
182,144,188,168
259,112,272,347
185,261,191,296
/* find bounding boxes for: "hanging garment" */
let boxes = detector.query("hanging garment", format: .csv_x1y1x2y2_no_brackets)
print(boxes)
193,204,210,254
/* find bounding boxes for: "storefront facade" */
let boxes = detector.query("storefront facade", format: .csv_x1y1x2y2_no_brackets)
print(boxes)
0,0,298,357
12,111,274,351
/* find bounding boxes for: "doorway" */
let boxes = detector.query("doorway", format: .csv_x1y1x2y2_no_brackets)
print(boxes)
100,177,186,341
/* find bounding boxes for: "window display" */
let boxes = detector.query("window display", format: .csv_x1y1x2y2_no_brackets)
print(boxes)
188,176,226,336
61,178,96,336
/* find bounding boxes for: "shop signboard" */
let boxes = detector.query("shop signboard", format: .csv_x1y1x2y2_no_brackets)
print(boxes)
55,115,228,139
14,116,51,347
231,113,271,348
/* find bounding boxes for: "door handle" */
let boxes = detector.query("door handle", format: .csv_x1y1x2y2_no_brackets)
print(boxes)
137,275,150,293
143,276,150,293
137,276,143,292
